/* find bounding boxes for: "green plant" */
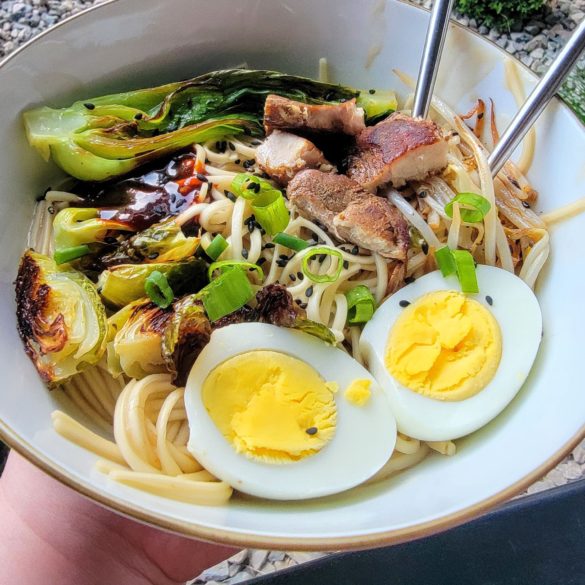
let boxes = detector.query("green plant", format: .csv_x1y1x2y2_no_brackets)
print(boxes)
560,66,585,125
455,0,546,28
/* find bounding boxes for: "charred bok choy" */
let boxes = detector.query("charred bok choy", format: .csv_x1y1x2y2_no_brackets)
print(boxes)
98,257,208,308
15,250,108,386
107,295,210,385
23,69,396,182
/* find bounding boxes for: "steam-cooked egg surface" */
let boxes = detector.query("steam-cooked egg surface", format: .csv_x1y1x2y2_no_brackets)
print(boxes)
185,323,396,500
361,266,542,442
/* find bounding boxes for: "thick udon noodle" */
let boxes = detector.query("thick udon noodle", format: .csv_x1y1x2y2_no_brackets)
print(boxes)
31,78,573,503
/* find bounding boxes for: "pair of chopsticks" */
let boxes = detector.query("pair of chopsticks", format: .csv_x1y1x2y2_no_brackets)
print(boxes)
412,0,585,176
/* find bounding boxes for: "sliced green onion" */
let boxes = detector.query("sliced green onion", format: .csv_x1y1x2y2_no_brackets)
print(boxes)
451,249,479,294
144,270,175,308
208,260,264,282
301,247,343,283
231,173,289,235
205,234,229,261
252,191,289,235
445,193,491,223
199,266,254,322
272,232,310,252
230,174,273,200
53,244,90,265
345,285,376,325
435,246,457,277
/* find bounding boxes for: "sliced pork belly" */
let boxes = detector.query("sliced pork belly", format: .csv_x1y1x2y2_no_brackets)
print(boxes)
287,170,409,260
264,95,365,136
334,197,409,260
346,113,448,191
256,130,334,185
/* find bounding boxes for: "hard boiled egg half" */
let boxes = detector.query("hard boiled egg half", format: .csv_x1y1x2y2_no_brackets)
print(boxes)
361,266,542,442
185,323,396,500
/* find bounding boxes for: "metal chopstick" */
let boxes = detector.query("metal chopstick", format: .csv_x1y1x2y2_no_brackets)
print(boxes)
412,0,455,119
488,18,585,176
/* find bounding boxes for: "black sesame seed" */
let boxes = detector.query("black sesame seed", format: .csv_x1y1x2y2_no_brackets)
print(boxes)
241,248,249,259
486,295,493,306
84,102,95,110
279,254,289,261
306,426,318,435
234,159,241,165
421,241,429,255
369,88,376,95
297,271,304,280
418,190,427,198
263,242,275,249
305,286,314,298
351,245,359,255
404,276,416,284
243,159,256,169
148,252,159,260
247,222,255,233
226,192,237,202
277,259,288,268
228,142,236,151
244,216,253,225
318,254,327,263
134,112,143,120
343,260,349,269
295,299,303,306
289,273,297,281
477,112,484,120
510,177,521,189
299,302,308,309
399,300,411,308
522,200,530,208
257,257,266,266
47,205,55,215
196,173,208,183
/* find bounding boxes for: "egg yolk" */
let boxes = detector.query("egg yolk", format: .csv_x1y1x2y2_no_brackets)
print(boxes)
385,290,502,401
344,379,372,406
202,351,337,464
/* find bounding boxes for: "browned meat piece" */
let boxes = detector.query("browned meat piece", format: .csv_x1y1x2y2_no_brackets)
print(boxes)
256,130,334,185
288,170,365,226
264,95,365,136
346,113,448,191
334,197,409,261
287,170,409,260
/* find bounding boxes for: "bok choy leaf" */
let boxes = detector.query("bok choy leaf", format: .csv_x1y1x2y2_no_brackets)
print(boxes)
24,69,396,182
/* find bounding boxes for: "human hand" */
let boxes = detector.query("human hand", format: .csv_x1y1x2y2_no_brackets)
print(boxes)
0,451,237,585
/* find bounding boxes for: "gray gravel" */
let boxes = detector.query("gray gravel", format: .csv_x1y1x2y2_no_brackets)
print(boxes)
410,0,585,74
1,1,584,583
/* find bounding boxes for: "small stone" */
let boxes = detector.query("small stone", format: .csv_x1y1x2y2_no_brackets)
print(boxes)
531,47,545,60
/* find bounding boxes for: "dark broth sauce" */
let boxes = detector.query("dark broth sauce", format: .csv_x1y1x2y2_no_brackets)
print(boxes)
73,153,200,231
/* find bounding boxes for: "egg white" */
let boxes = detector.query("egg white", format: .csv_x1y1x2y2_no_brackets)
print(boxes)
360,266,542,441
185,323,396,500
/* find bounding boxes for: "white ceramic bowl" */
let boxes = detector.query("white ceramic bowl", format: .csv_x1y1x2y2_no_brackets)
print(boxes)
1,0,584,550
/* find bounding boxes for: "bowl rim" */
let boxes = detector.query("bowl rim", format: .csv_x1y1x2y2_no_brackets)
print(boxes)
1,0,584,551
